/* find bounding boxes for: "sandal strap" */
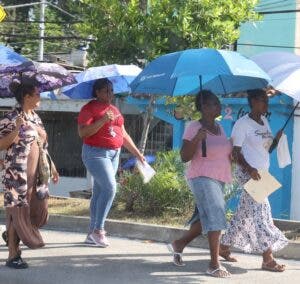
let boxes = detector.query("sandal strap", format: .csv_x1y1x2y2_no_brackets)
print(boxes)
262,259,285,271
173,252,183,257
206,266,231,278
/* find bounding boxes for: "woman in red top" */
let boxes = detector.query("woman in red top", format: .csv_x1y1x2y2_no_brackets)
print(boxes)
78,78,144,247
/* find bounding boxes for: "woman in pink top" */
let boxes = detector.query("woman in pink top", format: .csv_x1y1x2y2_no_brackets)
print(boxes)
167,90,232,278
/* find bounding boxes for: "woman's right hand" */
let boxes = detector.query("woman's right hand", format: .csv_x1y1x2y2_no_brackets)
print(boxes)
248,167,261,180
103,109,115,122
15,116,25,130
195,128,207,141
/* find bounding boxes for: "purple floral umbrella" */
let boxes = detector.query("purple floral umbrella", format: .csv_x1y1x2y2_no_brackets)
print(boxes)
0,61,77,98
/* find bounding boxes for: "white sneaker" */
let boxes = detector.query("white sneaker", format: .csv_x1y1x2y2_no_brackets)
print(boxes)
90,231,109,247
84,234,96,245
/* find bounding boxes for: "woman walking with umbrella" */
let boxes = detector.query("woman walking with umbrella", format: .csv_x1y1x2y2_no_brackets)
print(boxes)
78,78,144,247
0,78,59,269
178,90,232,278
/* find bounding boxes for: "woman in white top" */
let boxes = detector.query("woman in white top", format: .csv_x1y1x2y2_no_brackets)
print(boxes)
221,89,288,272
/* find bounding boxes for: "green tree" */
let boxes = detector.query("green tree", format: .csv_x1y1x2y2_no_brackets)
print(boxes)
77,0,260,123
77,0,259,67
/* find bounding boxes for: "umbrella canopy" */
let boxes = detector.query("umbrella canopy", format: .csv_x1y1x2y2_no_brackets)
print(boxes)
130,48,270,96
0,44,29,65
121,155,156,170
251,51,300,101
62,64,142,99
0,61,77,98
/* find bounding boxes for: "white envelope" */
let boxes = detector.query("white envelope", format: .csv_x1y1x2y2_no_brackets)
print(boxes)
244,170,282,203
136,160,156,184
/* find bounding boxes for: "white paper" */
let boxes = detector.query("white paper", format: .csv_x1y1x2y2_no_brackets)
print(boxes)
277,133,291,168
136,160,156,183
244,170,282,203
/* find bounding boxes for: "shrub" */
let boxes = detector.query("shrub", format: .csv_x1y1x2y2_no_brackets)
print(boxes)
116,150,241,218
116,150,194,215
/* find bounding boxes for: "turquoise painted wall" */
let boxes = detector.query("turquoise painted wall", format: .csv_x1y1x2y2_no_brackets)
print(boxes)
238,0,296,56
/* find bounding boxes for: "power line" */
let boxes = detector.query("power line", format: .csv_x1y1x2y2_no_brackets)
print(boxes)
3,2,42,9
3,1,78,19
0,19,82,24
238,43,300,49
0,33,94,41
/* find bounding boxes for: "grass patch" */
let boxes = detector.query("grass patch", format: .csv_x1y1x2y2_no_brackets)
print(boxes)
0,194,192,227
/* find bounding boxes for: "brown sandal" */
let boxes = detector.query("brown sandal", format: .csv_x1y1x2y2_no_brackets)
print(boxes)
262,259,285,272
219,249,237,262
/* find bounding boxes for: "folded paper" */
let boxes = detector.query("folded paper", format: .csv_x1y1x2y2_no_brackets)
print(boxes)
244,170,282,203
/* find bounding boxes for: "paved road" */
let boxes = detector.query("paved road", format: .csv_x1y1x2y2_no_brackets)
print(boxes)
0,229,299,284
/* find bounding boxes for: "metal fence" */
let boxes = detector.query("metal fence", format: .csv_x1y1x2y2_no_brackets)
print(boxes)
0,110,173,177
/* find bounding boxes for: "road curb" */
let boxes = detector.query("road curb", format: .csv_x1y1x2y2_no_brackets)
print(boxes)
1,212,299,260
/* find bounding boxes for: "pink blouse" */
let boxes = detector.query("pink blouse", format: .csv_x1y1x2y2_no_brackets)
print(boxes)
183,121,232,183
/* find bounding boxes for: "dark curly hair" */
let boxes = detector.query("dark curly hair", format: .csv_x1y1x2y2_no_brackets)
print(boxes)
195,90,217,112
92,78,112,98
9,76,39,105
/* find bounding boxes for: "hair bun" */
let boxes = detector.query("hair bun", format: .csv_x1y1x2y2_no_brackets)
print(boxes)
9,79,22,94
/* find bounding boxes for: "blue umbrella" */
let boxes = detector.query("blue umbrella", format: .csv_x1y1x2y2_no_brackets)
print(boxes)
62,64,142,99
130,48,270,96
0,44,29,65
121,155,156,170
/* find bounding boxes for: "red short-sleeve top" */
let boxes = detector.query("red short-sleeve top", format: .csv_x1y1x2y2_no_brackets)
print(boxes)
77,100,124,149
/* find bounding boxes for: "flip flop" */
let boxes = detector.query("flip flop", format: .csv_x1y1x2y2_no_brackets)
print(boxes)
206,266,231,278
167,243,185,267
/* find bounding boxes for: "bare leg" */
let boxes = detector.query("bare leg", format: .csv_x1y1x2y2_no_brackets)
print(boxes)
263,248,273,263
219,244,237,262
208,231,221,269
207,231,230,277
172,221,202,253
262,248,285,272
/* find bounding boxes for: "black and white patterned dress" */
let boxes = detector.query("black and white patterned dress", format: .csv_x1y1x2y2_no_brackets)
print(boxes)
221,189,288,253
221,115,288,253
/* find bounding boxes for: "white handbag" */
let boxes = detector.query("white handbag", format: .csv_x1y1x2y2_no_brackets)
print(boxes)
277,133,291,168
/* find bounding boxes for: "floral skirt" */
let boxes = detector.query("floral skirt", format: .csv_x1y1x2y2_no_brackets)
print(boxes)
221,190,288,253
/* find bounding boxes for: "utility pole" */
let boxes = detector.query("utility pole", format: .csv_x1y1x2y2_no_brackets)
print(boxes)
38,0,46,61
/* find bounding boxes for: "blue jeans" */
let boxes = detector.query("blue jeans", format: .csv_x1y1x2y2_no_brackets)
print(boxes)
188,176,227,234
82,144,120,231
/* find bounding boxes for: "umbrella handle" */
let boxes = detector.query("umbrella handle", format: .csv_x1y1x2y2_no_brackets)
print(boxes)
281,101,299,131
268,101,300,153
202,139,207,157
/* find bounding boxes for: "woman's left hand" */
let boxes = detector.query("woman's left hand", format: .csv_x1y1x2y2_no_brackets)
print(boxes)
275,129,283,141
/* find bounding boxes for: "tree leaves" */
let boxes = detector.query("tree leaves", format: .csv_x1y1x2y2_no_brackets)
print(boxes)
77,0,259,67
